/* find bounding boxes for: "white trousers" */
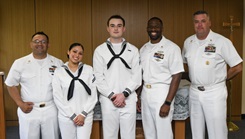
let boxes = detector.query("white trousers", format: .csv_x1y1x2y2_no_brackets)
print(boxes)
58,113,93,139
141,84,174,139
17,103,59,139
100,97,136,139
189,83,228,139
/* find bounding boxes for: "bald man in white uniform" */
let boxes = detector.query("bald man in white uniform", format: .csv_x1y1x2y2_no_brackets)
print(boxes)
138,17,184,139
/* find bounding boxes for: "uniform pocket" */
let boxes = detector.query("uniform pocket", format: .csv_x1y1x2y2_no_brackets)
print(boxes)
201,53,216,68
21,73,36,84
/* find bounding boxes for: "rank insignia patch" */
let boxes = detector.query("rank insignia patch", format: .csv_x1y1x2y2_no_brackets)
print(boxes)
49,65,57,75
154,52,164,59
205,44,216,53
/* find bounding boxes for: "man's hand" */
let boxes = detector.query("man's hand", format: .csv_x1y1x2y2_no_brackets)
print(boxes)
73,114,85,126
136,98,141,112
19,102,34,113
7,86,34,113
111,93,126,107
159,104,170,117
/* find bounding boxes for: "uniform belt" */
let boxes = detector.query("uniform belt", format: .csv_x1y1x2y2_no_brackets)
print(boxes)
33,100,54,108
144,83,169,89
191,81,225,91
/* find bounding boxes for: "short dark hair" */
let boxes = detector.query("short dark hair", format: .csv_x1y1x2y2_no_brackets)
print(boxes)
107,15,125,27
31,31,49,42
148,17,163,26
67,43,84,58
193,10,209,17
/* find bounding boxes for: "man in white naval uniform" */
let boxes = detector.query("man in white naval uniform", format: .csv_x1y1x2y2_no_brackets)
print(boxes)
5,32,63,139
137,17,184,139
93,15,141,139
182,10,243,139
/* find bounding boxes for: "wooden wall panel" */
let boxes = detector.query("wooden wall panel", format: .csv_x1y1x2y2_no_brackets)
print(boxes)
0,74,6,139
204,0,243,120
149,0,203,48
0,0,243,134
172,0,203,48
35,0,93,64
148,0,175,40
92,0,148,50
0,0,35,126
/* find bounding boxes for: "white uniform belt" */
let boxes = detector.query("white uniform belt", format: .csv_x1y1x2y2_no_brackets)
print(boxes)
191,81,225,91
33,100,54,108
144,83,169,89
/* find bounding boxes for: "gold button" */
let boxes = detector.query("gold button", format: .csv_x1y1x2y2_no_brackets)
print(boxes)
145,84,151,89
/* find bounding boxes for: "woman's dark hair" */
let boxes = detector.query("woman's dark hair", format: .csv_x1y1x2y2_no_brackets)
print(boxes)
67,43,84,58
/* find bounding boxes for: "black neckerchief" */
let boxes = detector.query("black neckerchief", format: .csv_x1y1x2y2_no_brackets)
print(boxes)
106,43,131,69
64,66,91,101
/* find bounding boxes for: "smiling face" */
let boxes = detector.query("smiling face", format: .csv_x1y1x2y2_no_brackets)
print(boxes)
30,34,49,59
67,45,83,64
107,18,125,43
147,18,163,44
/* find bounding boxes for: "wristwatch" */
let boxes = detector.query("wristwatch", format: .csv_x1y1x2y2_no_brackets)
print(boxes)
122,91,129,97
164,100,172,106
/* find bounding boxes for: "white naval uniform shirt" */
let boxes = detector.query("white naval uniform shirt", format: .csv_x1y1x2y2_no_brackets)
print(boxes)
52,62,97,118
93,38,142,101
5,53,63,103
182,30,243,85
140,36,184,85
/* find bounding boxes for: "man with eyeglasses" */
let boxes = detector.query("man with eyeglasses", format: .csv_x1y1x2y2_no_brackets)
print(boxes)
5,31,63,139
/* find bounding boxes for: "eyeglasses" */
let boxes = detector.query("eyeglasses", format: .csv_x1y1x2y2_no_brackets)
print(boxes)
32,40,47,44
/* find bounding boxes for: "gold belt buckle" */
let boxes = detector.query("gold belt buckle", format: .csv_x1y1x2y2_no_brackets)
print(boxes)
145,84,151,89
39,103,45,108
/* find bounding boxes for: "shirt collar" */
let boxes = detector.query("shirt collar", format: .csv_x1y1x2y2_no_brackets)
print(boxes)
62,62,83,70
106,38,127,48
193,30,214,43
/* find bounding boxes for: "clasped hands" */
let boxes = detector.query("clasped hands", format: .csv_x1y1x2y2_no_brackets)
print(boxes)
110,93,126,108
73,114,85,126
